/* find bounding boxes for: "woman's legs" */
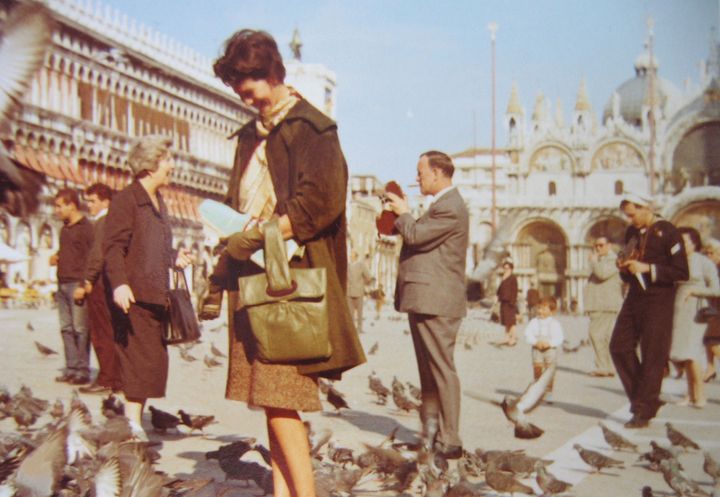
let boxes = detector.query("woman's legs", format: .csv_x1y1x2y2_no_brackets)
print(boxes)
688,360,706,407
125,396,147,440
266,407,315,497
704,344,720,381
504,325,517,345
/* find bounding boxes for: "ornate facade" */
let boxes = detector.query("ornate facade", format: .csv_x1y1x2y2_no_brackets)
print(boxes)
1,0,336,288
451,38,720,311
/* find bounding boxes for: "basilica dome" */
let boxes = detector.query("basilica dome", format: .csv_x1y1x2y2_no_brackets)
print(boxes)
603,50,681,126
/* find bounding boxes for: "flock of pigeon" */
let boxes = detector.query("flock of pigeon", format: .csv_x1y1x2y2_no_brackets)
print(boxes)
10,312,720,496
0,376,718,496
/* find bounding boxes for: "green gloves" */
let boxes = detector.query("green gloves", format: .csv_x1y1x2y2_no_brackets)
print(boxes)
224,226,264,261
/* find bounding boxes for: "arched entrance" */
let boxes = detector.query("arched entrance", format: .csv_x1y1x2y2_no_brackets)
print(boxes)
12,222,33,285
671,122,720,190
585,216,627,252
671,200,720,244
35,224,56,283
513,220,568,303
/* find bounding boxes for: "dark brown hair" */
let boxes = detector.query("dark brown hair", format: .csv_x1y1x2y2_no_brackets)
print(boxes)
538,295,557,311
421,150,455,178
213,29,286,86
55,188,80,208
679,226,702,252
85,182,113,202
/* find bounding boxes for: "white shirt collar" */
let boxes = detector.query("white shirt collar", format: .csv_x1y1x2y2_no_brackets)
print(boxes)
430,185,455,205
92,208,108,221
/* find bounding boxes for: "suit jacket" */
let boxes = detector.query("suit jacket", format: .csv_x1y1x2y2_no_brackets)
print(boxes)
394,187,469,319
84,214,106,286
620,219,688,296
584,251,623,312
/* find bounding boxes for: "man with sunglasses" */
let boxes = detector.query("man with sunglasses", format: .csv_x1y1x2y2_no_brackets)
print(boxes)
584,236,622,378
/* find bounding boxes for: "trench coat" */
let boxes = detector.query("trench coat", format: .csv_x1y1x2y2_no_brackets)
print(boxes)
224,99,366,407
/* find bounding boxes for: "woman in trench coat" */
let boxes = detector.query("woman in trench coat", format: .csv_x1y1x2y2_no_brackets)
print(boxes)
206,29,365,497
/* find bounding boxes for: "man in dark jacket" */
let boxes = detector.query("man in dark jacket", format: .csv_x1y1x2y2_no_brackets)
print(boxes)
75,183,119,394
51,188,94,384
610,193,689,428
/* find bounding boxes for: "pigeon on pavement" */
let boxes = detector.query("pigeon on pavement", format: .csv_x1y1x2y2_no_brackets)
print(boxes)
573,444,624,473
535,461,573,496
665,422,700,451
33,341,57,357
599,422,638,452
148,405,181,434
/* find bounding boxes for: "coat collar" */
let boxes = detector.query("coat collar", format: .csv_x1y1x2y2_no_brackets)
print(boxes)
228,98,336,140
128,181,166,214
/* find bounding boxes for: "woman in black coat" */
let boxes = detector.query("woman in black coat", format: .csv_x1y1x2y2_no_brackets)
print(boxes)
103,135,192,440
497,260,519,346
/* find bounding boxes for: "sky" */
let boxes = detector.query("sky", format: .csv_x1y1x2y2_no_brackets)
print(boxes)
99,0,718,187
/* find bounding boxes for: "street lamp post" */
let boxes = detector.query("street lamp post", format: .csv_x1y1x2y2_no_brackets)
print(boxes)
488,21,498,235
647,17,656,195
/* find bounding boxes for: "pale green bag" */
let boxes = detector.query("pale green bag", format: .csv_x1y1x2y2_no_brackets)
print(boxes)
237,219,331,363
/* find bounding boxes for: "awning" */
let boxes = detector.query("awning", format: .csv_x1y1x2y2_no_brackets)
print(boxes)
59,155,85,184
37,150,66,180
13,145,86,185
161,187,202,224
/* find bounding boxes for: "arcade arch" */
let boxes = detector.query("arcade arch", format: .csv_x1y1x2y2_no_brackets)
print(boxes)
512,219,568,302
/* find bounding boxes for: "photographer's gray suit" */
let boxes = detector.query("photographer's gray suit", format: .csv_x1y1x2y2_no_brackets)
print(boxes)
394,187,469,448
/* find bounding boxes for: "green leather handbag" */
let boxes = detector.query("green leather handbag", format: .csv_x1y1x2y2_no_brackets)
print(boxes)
237,218,331,363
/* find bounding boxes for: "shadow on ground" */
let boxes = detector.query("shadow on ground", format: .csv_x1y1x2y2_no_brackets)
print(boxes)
321,409,417,442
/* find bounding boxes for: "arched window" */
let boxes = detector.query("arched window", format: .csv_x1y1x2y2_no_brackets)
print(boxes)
548,181,557,196
614,180,623,195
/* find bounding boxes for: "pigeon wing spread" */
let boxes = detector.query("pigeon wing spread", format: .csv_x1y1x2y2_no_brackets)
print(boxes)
515,364,555,414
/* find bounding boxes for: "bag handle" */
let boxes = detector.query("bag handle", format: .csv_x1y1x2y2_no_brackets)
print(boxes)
262,218,295,297
172,267,190,292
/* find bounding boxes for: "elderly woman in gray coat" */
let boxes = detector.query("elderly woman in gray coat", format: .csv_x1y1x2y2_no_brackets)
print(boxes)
669,227,720,408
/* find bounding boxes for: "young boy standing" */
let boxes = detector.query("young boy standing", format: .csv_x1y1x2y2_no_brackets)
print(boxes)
524,296,564,402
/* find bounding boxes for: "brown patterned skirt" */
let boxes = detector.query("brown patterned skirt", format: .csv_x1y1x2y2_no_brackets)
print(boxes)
225,290,321,412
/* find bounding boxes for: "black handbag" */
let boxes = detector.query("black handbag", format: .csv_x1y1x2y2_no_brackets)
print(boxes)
166,269,202,345
695,297,719,324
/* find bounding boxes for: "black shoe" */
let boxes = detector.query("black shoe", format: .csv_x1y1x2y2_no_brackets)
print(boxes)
624,415,650,429
434,442,463,459
79,382,111,395
70,375,91,386
55,373,75,383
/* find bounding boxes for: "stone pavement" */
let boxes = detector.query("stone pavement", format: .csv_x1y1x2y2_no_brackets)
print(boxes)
1,304,719,496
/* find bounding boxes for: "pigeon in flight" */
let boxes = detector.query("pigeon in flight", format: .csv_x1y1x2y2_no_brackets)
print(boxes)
0,3,53,217
500,364,555,439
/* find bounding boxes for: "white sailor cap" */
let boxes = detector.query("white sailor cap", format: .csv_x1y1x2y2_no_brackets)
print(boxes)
619,191,653,208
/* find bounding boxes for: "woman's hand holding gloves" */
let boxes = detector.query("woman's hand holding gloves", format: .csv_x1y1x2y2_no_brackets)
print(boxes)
224,226,264,261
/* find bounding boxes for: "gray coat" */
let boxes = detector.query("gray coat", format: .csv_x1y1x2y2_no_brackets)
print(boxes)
347,260,372,298
394,187,469,319
584,251,623,312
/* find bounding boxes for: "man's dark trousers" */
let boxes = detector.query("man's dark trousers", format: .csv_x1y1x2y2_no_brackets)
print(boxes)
87,277,120,390
610,287,676,419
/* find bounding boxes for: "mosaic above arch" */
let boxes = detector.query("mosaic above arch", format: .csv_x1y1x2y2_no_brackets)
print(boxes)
591,141,645,171
529,145,573,173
